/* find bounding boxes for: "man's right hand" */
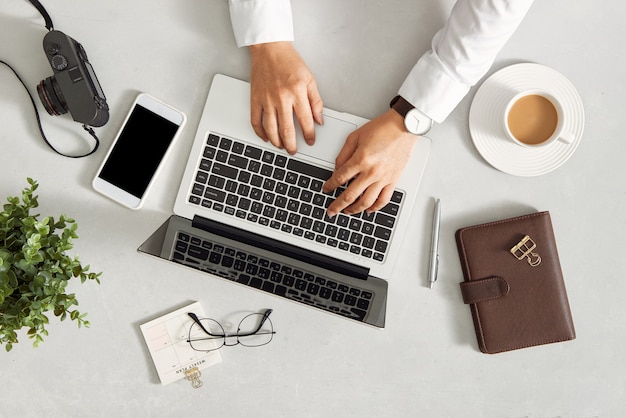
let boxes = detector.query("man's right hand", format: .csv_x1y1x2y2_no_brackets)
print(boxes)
248,42,324,155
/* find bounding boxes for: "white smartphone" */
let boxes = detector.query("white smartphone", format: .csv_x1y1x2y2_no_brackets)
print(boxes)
92,93,186,209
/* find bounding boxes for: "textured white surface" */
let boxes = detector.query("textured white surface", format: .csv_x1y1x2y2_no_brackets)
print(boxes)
1,1,623,416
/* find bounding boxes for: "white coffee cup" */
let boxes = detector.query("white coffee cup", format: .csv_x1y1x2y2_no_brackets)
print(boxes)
503,90,574,148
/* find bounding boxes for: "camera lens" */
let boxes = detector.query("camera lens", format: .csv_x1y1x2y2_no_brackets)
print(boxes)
36,76,68,116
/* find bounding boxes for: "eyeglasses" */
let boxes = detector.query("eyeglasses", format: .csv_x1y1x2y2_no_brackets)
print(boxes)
186,309,276,352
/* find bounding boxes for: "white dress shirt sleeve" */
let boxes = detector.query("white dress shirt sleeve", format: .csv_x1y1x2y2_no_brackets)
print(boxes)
228,0,294,47
399,0,535,123
227,0,534,124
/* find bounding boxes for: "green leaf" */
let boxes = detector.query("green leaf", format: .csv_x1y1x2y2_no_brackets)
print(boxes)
0,179,101,351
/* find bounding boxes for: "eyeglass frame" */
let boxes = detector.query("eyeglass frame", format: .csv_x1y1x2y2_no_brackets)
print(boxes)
186,309,276,352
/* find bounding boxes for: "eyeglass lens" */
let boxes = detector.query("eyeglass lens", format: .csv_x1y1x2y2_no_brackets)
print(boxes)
188,312,274,352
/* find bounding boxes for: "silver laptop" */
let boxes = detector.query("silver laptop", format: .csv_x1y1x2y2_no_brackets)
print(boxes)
139,74,430,328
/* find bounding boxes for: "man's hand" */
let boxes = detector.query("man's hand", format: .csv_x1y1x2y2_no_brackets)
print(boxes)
322,109,418,217
249,42,324,155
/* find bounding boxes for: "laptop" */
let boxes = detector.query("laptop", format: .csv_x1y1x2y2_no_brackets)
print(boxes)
138,74,430,328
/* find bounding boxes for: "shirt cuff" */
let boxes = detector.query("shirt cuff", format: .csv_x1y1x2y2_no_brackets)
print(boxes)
398,51,470,124
229,0,294,47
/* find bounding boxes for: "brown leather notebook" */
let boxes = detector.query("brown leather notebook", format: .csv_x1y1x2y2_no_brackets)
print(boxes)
456,211,575,354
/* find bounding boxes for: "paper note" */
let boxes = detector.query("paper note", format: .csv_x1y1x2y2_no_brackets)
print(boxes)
140,301,222,385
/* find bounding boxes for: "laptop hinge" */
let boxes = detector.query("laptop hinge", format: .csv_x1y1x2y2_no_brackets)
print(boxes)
192,215,370,280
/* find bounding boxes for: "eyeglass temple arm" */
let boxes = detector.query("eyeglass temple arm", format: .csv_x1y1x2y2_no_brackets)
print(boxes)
256,309,273,333
236,309,275,337
187,312,219,336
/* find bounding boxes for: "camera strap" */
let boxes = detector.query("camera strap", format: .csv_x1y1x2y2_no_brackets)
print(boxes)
1,60,100,158
28,0,54,31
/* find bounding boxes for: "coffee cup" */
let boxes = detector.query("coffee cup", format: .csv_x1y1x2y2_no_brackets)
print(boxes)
503,90,574,148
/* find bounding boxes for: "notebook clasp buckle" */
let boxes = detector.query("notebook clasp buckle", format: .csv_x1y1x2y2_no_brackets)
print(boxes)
510,235,542,267
184,367,203,389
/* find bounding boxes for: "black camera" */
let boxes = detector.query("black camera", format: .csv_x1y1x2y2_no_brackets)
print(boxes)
37,30,109,127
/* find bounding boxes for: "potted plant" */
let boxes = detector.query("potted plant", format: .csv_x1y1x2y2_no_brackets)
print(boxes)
0,178,101,352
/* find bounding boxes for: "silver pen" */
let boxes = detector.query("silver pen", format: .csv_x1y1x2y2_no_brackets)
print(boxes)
428,198,441,289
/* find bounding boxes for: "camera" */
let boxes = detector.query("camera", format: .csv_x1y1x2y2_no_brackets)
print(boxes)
37,30,109,127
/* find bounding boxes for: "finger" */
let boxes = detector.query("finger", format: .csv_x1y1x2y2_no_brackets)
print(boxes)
263,110,283,150
308,81,324,125
334,131,359,169
343,183,384,215
322,135,358,194
364,184,395,214
294,99,316,146
278,106,298,154
326,174,369,217
250,102,268,141
334,171,386,215
322,159,359,198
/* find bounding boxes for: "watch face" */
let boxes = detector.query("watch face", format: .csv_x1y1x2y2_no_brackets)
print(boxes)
405,109,432,135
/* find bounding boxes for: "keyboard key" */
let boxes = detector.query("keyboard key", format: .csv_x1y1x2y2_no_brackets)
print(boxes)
310,179,323,192
204,187,226,202
261,164,273,177
374,212,396,229
287,159,333,181
199,158,212,172
249,161,261,173
297,176,311,188
244,145,262,160
380,202,400,216
192,183,205,196
275,155,287,167
230,141,244,154
219,137,232,150
212,163,238,179
374,226,391,241
228,154,248,169
238,171,251,184
391,190,404,204
225,180,237,193
262,151,275,164
216,150,228,163
361,222,375,236
195,171,209,184
207,134,220,146
275,182,288,195
250,202,263,214
349,218,362,231
273,168,286,180
375,239,388,253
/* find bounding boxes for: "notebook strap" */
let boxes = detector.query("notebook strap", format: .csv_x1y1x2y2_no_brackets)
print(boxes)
459,276,509,304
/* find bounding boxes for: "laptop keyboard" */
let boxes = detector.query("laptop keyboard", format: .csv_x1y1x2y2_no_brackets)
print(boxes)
187,133,404,263
173,231,373,321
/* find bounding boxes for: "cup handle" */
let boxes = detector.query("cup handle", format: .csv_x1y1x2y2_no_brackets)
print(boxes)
558,131,575,144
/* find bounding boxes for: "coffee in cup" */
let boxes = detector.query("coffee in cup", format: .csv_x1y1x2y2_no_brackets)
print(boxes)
503,90,573,148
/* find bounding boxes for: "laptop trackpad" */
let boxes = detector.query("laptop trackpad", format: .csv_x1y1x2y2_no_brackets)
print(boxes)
296,114,357,164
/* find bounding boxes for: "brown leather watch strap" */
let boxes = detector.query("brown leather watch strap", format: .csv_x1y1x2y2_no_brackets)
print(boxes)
389,95,415,118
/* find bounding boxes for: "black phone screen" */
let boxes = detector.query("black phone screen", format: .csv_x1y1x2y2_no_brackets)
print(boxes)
98,105,179,198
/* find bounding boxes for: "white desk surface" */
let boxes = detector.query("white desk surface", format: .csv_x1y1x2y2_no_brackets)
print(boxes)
1,1,624,417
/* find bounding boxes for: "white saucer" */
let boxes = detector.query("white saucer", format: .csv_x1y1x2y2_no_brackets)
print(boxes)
468,63,585,176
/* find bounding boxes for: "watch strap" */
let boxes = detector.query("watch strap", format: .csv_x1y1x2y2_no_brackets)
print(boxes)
390,95,414,118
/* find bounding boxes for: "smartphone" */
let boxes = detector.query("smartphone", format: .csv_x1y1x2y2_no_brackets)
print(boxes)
93,93,186,209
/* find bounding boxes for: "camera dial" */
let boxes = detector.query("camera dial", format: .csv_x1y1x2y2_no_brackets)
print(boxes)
50,55,68,71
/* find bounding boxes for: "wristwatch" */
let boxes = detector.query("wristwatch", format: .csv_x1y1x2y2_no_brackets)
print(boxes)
390,95,433,135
